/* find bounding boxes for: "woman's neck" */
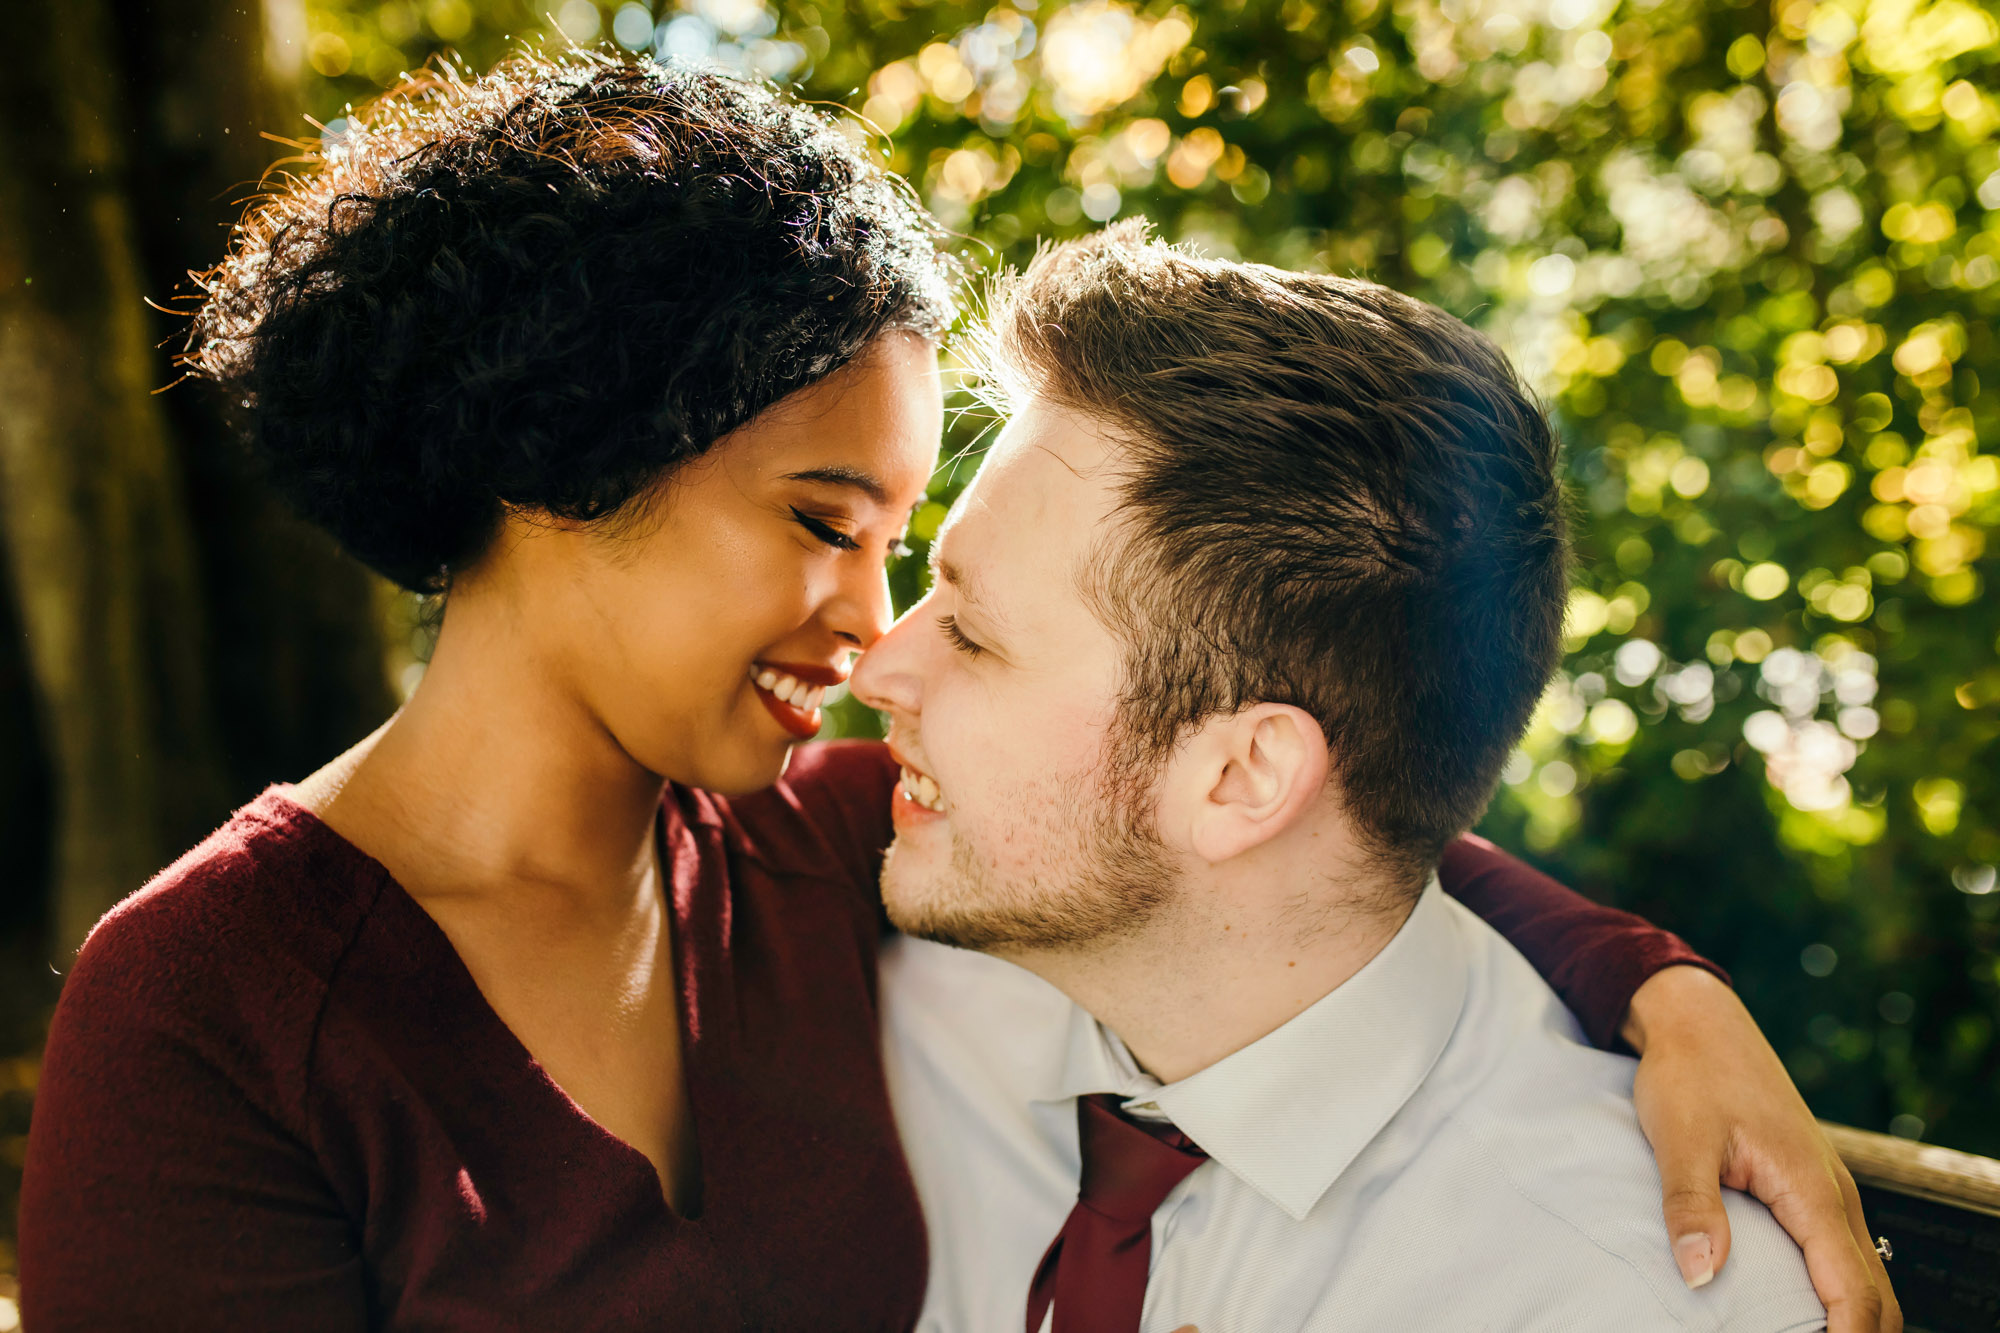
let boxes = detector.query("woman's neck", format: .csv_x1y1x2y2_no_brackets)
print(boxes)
300,595,668,918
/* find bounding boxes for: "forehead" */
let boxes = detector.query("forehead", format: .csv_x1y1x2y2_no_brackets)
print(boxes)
721,333,943,499
939,398,1125,625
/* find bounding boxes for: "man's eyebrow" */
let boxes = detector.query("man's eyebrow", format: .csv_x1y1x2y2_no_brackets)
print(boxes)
933,555,996,616
935,552,1015,646
780,466,890,506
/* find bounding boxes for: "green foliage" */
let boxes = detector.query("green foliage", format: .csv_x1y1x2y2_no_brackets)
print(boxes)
301,0,2000,1153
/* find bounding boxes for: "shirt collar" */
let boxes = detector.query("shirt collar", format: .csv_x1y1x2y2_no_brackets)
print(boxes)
1040,879,1470,1221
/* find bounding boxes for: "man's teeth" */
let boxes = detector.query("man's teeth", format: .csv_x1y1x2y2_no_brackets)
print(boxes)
751,668,824,711
899,765,945,813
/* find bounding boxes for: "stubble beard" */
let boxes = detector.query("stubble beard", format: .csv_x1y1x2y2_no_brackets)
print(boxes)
881,762,1178,954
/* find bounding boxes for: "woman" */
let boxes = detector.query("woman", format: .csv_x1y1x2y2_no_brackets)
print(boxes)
19,50,1888,1330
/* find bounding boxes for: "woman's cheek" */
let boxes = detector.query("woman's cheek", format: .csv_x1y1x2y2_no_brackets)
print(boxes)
742,538,826,622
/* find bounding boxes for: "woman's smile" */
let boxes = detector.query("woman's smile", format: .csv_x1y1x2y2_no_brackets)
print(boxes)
749,660,849,739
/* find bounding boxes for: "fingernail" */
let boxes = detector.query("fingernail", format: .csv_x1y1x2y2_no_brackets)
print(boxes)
1675,1233,1714,1289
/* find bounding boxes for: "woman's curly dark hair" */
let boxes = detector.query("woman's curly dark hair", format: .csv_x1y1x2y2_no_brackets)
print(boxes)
184,50,955,592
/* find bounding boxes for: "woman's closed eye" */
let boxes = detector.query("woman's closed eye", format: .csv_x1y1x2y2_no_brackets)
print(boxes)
791,507,862,552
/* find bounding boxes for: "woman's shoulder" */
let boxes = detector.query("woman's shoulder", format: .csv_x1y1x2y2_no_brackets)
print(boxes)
774,738,899,815
684,736,896,860
24,793,400,1313
675,739,897,893
62,789,395,1052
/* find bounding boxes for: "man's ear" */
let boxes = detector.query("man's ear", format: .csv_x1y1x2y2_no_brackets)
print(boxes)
1174,704,1330,865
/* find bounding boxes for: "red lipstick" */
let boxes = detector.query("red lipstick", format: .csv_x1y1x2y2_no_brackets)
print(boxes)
749,661,851,741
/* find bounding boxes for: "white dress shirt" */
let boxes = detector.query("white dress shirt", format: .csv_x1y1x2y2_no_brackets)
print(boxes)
880,882,1827,1332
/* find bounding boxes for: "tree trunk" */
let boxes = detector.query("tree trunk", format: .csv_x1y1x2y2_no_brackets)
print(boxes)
112,0,397,822
0,0,393,961
0,515,53,940
0,0,227,954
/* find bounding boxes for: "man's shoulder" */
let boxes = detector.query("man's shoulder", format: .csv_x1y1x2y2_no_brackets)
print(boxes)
1411,900,1825,1331
1428,1086,1824,1330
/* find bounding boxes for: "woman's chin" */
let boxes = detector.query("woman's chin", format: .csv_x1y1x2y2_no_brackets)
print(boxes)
627,722,793,798
694,736,797,798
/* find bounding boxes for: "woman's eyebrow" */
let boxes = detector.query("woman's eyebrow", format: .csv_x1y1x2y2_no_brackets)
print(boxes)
780,466,889,505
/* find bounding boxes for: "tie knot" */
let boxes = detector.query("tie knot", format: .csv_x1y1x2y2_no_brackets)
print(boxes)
1075,1093,1209,1225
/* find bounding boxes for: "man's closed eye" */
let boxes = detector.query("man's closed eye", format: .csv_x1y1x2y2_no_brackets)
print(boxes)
938,615,985,657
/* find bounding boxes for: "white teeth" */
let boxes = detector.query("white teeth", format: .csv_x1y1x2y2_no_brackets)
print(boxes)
752,668,827,713
899,765,945,813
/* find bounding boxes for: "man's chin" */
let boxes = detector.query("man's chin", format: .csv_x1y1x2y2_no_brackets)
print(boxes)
882,883,979,950
882,871,1028,953
883,881,1096,955
879,825,1175,952
891,909,1029,953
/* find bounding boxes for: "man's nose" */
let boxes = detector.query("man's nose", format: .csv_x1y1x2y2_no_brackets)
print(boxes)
850,598,927,716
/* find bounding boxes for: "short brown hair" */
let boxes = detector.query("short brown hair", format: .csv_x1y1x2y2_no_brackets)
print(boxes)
981,222,1568,887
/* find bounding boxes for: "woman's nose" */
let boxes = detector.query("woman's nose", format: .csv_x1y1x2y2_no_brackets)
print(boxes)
827,562,896,650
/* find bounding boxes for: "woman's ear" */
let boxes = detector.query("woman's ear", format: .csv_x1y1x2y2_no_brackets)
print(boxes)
1175,703,1330,865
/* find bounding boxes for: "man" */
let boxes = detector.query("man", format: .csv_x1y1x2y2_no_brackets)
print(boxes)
851,223,1830,1331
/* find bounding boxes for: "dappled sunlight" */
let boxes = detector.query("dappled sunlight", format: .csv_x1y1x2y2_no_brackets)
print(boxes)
0,1,1991,1300
436,0,2000,1151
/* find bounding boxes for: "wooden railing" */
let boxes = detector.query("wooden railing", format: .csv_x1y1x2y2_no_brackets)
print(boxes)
1822,1122,2000,1332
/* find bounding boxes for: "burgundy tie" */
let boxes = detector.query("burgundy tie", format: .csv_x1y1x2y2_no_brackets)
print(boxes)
1024,1093,1210,1333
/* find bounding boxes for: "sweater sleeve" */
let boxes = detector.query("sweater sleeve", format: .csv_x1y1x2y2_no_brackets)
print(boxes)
1437,832,1730,1050
771,739,901,931
20,899,370,1332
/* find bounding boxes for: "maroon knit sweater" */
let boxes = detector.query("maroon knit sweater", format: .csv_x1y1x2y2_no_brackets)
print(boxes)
20,741,1718,1331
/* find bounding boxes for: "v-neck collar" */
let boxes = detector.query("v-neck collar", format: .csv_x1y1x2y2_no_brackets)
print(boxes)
259,786,709,1226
